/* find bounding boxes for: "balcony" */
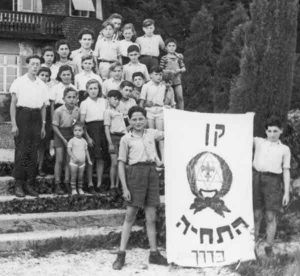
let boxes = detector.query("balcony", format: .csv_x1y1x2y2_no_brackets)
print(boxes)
0,10,65,40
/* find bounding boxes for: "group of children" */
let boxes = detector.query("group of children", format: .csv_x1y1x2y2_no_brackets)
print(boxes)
30,13,186,197
9,11,293,268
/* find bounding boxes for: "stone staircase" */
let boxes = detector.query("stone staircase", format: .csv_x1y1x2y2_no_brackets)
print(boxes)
0,149,145,255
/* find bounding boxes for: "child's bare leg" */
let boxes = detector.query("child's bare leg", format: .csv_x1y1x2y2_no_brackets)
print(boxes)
37,146,45,173
147,118,155,129
145,206,157,251
266,210,277,246
156,118,164,163
77,165,86,194
69,163,78,194
120,206,138,251
63,150,70,184
254,209,263,241
54,147,64,184
174,85,184,110
110,154,118,189
87,161,94,187
96,159,104,188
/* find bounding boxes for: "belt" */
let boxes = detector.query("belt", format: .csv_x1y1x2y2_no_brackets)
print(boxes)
17,106,40,112
99,59,116,63
253,169,282,177
111,132,125,137
131,161,156,166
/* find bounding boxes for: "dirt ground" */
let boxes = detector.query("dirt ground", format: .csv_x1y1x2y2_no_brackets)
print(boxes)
0,248,240,276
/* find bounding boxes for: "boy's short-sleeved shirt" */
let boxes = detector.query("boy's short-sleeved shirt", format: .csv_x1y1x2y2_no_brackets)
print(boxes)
10,74,48,109
118,129,164,165
117,98,136,117
104,106,127,134
70,48,94,74
67,137,87,163
136,35,164,57
93,38,120,60
52,105,80,128
80,97,107,122
253,137,291,174
75,71,103,91
102,78,122,96
140,80,166,106
50,83,77,105
118,40,138,57
123,62,150,82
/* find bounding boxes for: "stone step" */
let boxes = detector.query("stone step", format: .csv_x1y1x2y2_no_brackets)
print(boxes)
0,225,143,255
0,193,124,214
0,209,126,234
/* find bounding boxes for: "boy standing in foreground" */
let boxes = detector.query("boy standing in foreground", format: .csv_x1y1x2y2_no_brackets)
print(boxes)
253,116,290,256
112,106,168,270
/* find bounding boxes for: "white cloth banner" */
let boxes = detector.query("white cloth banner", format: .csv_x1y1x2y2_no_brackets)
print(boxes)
165,109,256,267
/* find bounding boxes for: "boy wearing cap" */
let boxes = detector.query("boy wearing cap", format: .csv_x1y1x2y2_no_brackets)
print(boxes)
136,19,165,72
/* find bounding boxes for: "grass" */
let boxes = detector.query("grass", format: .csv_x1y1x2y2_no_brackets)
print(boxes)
0,123,14,149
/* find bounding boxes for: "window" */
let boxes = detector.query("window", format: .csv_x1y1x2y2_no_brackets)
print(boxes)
70,0,95,17
0,55,21,93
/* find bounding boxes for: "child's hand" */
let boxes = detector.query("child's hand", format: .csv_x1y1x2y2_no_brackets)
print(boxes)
87,138,94,147
11,125,19,137
123,188,131,201
282,192,290,207
175,68,181,74
63,139,68,147
87,160,93,166
108,143,115,154
41,126,46,139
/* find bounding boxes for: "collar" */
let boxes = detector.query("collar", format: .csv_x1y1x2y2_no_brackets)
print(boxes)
62,104,77,112
128,62,141,66
130,129,147,138
78,48,93,54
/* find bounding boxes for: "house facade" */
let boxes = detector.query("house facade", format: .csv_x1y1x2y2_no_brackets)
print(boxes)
0,0,103,96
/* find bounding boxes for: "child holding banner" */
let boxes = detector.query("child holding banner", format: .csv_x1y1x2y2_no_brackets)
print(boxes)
253,116,291,257
112,106,168,270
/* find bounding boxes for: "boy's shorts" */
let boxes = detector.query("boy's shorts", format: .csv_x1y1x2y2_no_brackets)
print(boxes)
146,106,164,120
253,169,283,212
126,162,160,208
110,133,124,154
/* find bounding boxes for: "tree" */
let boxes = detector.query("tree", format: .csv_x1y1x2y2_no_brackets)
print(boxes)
184,6,215,112
213,3,249,112
229,0,298,136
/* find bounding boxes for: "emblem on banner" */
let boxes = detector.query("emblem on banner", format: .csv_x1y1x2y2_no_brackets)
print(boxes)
186,151,232,217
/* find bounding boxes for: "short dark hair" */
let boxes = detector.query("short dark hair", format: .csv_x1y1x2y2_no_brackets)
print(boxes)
165,38,177,47
56,65,74,82
120,80,134,90
143,18,155,27
55,39,71,60
107,90,122,100
265,116,283,129
25,55,41,64
37,67,51,79
128,106,147,119
73,121,85,131
86,79,102,97
132,72,145,81
127,45,140,55
109,61,122,72
63,87,77,98
150,66,163,74
162,72,173,83
78,27,95,40
41,46,56,64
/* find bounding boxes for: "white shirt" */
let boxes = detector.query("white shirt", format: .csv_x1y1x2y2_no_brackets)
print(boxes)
10,74,48,109
136,35,164,57
80,97,107,122
123,62,150,82
253,137,291,174
50,82,76,104
118,40,138,57
93,38,120,60
75,71,103,91
140,80,166,106
102,78,122,96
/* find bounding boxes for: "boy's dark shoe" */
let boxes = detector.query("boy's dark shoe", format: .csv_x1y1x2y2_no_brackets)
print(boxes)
264,246,274,257
24,181,39,197
87,186,97,195
149,250,168,266
15,180,25,198
112,251,126,270
54,183,65,195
